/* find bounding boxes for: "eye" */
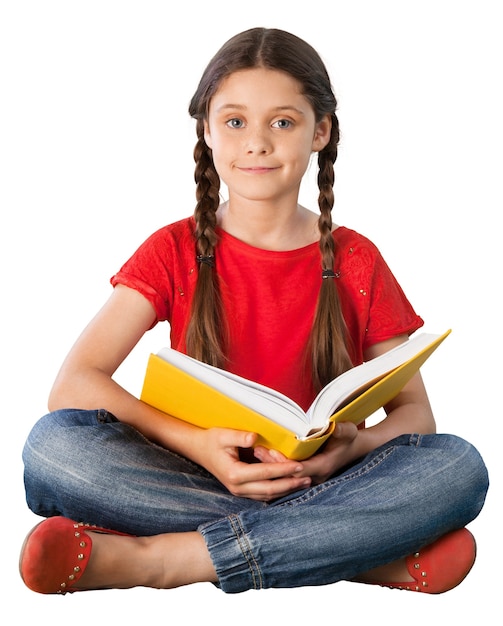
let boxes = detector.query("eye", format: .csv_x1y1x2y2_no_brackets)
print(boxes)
272,119,292,129
226,118,245,129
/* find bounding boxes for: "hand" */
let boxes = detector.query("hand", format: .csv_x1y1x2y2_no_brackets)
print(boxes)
194,427,311,502
254,422,360,485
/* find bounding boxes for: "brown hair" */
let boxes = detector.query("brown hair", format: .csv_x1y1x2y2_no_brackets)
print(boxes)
186,27,353,390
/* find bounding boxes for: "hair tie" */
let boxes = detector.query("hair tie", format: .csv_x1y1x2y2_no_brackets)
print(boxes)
197,254,215,268
322,269,339,279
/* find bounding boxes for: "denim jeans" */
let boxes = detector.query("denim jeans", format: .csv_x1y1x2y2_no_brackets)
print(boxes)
22,409,489,593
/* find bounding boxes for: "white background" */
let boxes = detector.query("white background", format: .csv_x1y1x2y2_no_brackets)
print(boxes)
1,1,500,623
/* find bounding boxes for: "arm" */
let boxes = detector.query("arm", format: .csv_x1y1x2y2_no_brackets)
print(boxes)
254,334,436,483
49,284,195,453
50,284,308,500
353,334,436,445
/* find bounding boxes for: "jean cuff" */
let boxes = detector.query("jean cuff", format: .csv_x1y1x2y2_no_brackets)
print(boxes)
199,514,263,593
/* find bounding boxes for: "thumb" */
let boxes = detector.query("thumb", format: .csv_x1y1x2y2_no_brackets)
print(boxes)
333,421,358,441
218,428,258,449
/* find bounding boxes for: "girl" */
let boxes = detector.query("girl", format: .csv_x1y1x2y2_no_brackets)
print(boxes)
20,27,488,595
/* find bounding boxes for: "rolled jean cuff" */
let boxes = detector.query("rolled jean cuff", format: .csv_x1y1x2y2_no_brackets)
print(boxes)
199,514,262,593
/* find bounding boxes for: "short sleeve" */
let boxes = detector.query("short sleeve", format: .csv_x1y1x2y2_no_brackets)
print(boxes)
110,218,197,324
334,228,424,357
364,249,424,347
111,235,172,321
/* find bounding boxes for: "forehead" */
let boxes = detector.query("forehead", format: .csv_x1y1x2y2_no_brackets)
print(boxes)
209,67,311,114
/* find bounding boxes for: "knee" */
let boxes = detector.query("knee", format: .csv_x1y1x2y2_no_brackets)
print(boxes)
22,409,106,517
23,410,75,467
22,411,69,517
435,434,489,520
22,409,99,487
23,411,60,469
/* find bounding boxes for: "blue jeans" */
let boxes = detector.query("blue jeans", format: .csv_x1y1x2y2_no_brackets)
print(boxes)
22,409,488,593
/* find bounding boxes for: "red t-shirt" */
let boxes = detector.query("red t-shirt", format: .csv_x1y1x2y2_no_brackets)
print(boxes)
111,217,423,411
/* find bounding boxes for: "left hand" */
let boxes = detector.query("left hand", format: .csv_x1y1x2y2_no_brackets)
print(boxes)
254,421,361,485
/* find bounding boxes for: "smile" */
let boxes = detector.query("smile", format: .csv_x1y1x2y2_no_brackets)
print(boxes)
237,166,279,174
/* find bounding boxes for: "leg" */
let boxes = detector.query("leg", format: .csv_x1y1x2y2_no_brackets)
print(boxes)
200,433,488,592
22,409,264,535
78,530,218,590
20,408,250,593
22,416,488,593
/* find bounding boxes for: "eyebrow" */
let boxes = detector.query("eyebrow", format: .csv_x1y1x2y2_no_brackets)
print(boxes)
215,104,306,116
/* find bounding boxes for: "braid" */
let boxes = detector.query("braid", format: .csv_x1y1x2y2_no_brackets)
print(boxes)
309,114,353,390
185,120,227,367
187,28,353,379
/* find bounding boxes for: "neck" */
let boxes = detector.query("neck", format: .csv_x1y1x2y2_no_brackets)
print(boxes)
216,198,321,251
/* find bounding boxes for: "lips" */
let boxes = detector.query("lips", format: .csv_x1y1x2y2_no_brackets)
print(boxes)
237,166,279,174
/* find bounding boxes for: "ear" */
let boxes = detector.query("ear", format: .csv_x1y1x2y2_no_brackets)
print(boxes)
203,120,213,149
311,114,332,152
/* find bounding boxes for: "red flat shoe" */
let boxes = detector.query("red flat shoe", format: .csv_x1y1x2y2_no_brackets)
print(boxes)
19,516,132,594
371,528,477,593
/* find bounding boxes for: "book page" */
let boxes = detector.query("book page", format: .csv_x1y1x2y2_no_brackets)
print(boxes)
305,332,449,428
156,330,449,436
156,348,312,435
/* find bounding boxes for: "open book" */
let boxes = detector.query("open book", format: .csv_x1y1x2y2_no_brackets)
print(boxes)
140,330,451,460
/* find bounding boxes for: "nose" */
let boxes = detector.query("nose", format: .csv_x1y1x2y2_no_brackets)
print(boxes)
245,125,272,154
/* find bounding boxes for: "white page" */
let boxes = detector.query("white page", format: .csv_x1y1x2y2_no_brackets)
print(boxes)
156,348,311,436
156,331,441,437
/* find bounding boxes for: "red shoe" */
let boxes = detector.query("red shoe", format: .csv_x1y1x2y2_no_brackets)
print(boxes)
19,516,131,594
373,528,477,593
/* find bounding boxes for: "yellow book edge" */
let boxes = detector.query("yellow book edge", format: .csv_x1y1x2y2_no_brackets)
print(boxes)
140,330,450,460
331,329,451,426
140,354,329,459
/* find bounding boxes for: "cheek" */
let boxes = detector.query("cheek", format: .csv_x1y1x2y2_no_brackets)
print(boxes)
208,135,235,167
290,140,315,171
207,143,229,181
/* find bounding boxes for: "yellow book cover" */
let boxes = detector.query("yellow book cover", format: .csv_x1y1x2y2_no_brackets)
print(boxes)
140,330,451,460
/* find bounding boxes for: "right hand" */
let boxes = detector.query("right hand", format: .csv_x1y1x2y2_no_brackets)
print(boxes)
193,427,311,502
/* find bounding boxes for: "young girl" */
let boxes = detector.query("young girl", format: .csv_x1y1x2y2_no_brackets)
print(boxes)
20,27,488,595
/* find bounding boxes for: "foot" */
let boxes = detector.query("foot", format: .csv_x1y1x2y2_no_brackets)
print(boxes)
19,517,217,594
354,558,414,585
353,529,476,593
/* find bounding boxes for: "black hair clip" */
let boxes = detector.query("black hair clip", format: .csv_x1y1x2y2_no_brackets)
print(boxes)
322,269,339,279
197,254,215,268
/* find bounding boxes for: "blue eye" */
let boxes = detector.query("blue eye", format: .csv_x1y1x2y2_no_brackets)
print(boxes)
226,118,244,128
273,119,292,129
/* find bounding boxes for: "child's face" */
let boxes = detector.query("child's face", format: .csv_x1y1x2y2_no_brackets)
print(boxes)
204,67,331,207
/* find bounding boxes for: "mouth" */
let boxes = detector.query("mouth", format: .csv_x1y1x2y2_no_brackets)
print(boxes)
237,166,279,174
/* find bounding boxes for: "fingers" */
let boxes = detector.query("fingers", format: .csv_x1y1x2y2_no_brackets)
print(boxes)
231,470,311,501
253,446,289,464
231,454,304,482
215,428,258,450
296,421,361,485
212,429,303,478
204,428,312,501
332,421,358,441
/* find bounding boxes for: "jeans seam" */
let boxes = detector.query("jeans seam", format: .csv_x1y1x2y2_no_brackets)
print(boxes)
408,433,422,447
228,514,263,590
